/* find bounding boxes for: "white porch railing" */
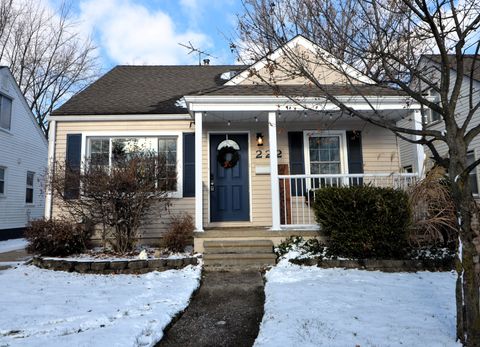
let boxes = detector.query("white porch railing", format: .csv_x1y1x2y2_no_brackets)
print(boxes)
277,173,418,227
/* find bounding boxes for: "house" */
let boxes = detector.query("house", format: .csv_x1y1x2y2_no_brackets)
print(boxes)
46,36,421,256
0,67,48,241
397,54,480,194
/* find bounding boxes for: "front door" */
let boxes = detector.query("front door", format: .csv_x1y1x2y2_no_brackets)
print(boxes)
210,133,250,222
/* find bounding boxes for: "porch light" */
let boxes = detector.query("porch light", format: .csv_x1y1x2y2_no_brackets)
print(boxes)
256,133,264,146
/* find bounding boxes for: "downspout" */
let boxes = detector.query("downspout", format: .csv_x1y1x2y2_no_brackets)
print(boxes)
44,120,56,219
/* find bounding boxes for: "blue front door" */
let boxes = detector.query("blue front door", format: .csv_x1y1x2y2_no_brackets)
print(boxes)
210,134,250,222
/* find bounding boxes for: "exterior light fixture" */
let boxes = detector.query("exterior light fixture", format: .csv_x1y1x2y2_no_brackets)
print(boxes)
256,133,264,146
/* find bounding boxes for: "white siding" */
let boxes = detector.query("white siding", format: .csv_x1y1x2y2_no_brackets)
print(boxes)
396,116,418,172
0,68,48,232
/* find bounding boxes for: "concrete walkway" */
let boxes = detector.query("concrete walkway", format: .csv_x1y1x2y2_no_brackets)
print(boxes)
0,249,30,270
157,271,265,347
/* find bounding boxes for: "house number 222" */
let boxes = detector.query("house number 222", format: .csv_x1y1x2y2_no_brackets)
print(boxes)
255,149,282,159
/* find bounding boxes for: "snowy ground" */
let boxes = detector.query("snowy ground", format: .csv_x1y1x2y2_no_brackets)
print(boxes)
255,259,460,347
0,238,27,253
0,264,201,347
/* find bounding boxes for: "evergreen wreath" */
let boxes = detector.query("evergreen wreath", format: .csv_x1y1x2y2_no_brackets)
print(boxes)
217,146,240,168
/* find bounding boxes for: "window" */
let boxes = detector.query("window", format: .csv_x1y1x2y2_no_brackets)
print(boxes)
87,136,179,191
0,167,5,195
309,135,342,174
26,171,34,203
0,95,12,130
467,151,479,195
403,165,413,173
427,91,441,124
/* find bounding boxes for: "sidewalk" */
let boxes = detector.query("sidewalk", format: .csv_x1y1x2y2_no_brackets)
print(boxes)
157,271,265,347
0,240,30,270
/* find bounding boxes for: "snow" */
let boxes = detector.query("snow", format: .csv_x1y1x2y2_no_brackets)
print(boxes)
255,260,460,347
0,238,27,253
0,264,201,347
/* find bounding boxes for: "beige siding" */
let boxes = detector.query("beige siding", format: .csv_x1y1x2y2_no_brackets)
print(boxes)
52,117,402,239
238,45,363,86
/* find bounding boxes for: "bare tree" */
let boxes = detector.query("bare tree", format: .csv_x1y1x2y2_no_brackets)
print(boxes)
234,0,480,344
49,151,174,253
0,0,99,136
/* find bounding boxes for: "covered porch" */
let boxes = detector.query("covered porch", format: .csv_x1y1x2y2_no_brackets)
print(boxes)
185,95,423,241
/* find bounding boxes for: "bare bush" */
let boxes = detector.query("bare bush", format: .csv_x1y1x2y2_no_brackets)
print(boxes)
408,166,457,248
49,151,174,253
162,213,194,253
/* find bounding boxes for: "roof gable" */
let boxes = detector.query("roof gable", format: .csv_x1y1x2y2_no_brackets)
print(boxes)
226,35,374,86
421,54,480,82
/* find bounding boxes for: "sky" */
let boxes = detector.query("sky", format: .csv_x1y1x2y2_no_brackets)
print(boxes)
60,0,244,71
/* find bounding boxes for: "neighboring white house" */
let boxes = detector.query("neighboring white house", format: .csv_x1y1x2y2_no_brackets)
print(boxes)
397,54,480,195
0,67,48,240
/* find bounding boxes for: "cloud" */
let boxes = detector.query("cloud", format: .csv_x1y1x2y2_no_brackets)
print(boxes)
77,0,211,65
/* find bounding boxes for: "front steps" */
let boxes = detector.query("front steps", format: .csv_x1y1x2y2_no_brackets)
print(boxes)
203,239,277,269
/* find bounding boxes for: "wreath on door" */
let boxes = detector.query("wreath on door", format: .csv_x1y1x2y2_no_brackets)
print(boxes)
217,146,240,169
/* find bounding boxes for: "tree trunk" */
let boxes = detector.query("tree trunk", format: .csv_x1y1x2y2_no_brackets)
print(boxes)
450,147,480,346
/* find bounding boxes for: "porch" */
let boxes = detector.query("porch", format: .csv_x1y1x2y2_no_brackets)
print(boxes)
185,95,423,242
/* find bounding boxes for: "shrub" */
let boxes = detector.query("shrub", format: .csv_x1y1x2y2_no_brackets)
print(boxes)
313,185,411,259
162,213,194,252
275,236,324,257
25,218,92,256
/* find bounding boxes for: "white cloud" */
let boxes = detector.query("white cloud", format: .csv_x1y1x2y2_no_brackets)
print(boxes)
77,0,211,65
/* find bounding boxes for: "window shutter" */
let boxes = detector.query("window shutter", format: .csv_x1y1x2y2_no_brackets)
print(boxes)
346,131,363,174
288,132,305,196
64,134,82,199
183,133,195,197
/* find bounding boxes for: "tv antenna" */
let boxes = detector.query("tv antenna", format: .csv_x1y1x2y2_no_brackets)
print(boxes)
178,41,216,65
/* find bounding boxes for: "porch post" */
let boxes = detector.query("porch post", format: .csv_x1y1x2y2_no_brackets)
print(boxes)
44,120,56,219
413,109,425,177
268,111,281,230
194,112,203,231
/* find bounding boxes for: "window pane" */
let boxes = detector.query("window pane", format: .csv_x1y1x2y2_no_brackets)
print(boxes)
26,188,33,203
0,96,12,130
90,139,110,165
309,135,341,175
158,137,177,191
0,167,4,180
0,181,3,194
26,172,34,186
467,152,479,194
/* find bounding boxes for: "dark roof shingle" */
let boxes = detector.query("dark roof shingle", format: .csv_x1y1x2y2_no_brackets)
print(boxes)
52,65,246,116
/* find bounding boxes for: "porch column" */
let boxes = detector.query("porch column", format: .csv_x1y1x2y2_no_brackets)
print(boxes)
268,111,281,230
194,112,203,231
413,109,425,177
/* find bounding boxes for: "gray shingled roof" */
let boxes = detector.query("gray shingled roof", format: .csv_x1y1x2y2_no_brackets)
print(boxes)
52,65,406,116
51,65,246,116
424,54,480,82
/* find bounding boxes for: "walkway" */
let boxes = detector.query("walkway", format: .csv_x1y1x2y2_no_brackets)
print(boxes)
0,249,30,270
157,271,265,347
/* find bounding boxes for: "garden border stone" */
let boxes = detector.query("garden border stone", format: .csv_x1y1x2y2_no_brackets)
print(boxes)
32,256,198,274
289,257,454,272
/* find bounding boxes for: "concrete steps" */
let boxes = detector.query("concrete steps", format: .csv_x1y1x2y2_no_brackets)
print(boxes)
203,239,276,269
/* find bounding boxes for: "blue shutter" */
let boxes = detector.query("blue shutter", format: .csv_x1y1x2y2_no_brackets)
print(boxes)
346,131,363,186
64,134,82,199
288,132,305,196
183,133,195,197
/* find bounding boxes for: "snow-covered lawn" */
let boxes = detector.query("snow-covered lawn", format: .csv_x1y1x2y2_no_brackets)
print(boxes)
0,264,201,347
0,238,27,253
255,260,459,347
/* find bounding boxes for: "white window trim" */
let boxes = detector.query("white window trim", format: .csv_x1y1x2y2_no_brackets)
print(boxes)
303,130,349,176
81,131,184,198
0,94,13,131
25,171,35,205
0,166,6,197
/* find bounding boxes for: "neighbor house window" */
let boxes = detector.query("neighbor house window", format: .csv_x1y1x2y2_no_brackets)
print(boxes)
87,136,178,191
0,95,12,130
26,171,34,203
427,91,441,124
403,165,413,173
0,167,5,195
467,151,479,195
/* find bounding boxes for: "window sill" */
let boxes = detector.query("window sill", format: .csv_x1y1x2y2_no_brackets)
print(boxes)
0,127,12,135
426,120,442,128
25,203,35,207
